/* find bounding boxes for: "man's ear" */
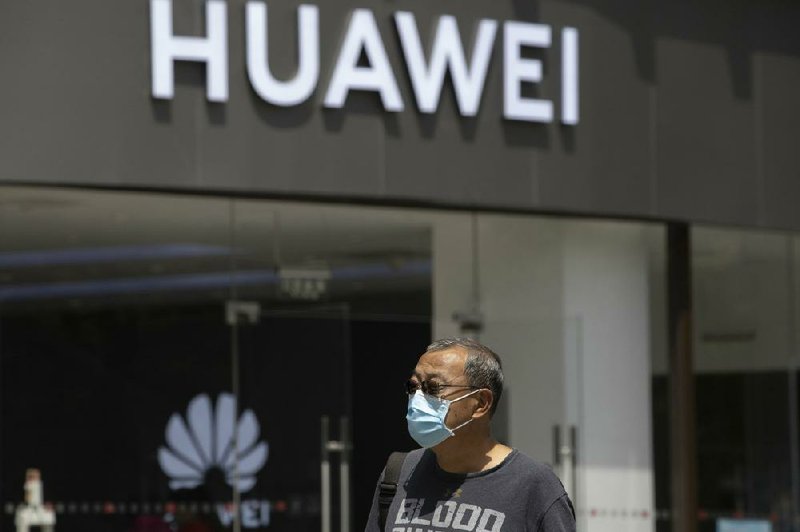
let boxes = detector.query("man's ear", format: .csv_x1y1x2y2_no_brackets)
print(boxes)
474,389,493,418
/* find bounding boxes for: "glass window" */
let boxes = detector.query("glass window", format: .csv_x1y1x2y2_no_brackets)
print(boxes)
0,187,435,532
651,226,799,532
0,186,237,532
1,186,668,532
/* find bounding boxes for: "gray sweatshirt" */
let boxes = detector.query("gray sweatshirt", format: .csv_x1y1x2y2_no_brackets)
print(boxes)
364,448,576,532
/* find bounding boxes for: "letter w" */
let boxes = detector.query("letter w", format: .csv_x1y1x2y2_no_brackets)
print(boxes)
395,13,497,116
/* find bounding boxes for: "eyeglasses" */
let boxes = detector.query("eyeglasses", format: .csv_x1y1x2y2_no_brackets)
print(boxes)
405,379,478,398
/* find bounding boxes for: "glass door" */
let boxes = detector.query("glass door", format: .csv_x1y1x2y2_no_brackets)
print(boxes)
557,318,585,529
228,199,432,532
480,317,585,522
652,226,800,532
469,217,660,532
0,188,435,532
0,187,238,532
229,303,352,532
690,228,796,532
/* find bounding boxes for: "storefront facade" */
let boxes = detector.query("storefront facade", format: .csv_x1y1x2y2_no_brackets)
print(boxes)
1,0,799,531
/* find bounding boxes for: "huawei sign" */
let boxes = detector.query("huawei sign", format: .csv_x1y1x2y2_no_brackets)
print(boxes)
150,0,580,124
158,393,268,493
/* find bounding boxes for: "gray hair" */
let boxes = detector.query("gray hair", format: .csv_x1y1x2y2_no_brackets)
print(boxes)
425,337,503,416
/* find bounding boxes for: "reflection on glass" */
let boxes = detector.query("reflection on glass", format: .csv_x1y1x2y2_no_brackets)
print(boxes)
0,187,434,532
0,188,240,532
652,227,799,532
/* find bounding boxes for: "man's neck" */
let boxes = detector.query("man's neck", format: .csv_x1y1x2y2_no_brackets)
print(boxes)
432,434,512,474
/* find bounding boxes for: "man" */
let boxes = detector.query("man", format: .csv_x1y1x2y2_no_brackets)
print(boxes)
364,337,575,532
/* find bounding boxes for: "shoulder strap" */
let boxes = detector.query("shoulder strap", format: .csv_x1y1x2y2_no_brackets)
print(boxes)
378,451,408,530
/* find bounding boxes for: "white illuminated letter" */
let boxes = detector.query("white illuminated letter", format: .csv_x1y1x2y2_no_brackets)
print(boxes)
324,9,403,112
503,21,552,123
395,13,497,116
561,27,579,125
150,0,228,101
246,3,319,106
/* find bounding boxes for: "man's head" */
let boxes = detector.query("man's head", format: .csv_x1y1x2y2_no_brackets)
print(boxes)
406,337,504,449
423,337,504,417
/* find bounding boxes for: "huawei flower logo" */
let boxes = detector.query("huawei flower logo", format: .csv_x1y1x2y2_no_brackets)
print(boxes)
158,393,268,492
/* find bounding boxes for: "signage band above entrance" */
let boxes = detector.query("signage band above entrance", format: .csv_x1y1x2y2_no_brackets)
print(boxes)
150,0,579,124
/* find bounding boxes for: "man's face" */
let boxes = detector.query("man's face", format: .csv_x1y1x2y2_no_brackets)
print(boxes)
410,347,478,431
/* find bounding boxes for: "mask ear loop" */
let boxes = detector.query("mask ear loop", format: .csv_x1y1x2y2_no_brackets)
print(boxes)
447,388,488,432
450,417,475,432
450,388,483,404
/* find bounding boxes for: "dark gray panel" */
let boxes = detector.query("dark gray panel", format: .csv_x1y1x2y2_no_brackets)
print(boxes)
381,1,538,208
383,65,538,208
538,3,654,218
196,0,387,197
1,0,799,230
655,36,758,226
0,0,200,188
761,55,800,230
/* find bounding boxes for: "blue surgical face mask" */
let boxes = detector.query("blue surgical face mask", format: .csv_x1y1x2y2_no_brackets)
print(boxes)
406,389,482,448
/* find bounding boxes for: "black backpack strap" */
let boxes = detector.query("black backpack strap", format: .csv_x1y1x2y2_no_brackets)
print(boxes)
378,451,408,530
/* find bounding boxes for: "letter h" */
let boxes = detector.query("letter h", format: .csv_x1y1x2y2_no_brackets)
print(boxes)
150,0,228,101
